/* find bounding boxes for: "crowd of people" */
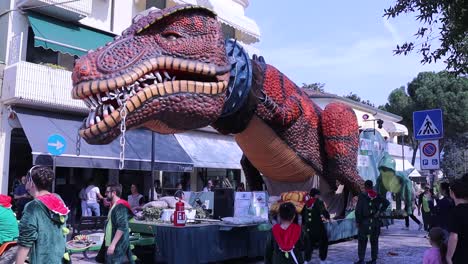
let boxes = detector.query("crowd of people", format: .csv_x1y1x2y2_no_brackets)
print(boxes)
0,166,136,263
265,175,468,264
1,165,467,263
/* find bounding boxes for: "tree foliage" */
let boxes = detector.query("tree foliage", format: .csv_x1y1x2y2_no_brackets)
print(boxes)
384,0,468,75
301,82,325,93
441,137,468,179
382,71,468,173
343,92,376,107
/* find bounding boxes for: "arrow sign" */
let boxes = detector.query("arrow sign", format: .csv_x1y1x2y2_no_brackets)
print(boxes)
47,134,67,156
48,141,64,150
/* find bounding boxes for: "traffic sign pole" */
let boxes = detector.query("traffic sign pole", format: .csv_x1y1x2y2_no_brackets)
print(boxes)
52,156,56,193
47,134,66,193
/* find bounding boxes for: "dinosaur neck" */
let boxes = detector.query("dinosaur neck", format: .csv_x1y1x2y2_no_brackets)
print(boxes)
212,88,257,134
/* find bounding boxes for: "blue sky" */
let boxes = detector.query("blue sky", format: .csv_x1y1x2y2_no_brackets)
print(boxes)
245,0,445,106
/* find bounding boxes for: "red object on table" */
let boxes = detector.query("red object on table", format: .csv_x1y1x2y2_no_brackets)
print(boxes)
173,199,186,227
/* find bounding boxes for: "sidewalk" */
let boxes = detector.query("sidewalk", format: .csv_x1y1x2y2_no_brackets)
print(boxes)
307,218,429,264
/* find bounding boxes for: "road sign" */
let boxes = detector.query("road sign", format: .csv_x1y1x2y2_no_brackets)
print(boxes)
413,109,443,140
420,140,440,170
47,134,67,156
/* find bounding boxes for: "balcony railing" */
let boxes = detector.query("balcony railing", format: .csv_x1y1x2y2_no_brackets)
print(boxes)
2,61,87,113
16,0,92,21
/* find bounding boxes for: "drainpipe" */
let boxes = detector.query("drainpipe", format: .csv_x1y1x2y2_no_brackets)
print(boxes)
110,0,115,32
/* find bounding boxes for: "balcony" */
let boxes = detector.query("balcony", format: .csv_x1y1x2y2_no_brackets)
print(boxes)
16,0,92,21
1,61,87,113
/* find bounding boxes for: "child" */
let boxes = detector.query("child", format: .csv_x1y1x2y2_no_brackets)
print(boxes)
302,188,330,263
423,227,447,264
265,202,304,264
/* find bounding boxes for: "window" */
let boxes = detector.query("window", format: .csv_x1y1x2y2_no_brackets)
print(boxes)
146,0,166,10
26,28,77,71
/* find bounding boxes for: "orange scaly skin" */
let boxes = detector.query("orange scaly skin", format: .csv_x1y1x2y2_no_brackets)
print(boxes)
251,62,364,194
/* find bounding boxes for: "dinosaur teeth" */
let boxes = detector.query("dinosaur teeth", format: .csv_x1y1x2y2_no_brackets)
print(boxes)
109,105,115,112
95,116,101,123
145,74,155,79
89,111,96,126
153,80,158,85
89,96,98,107
155,72,162,82
86,114,91,127
163,71,171,80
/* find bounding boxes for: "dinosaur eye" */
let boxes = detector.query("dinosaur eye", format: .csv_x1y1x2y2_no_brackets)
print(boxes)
162,31,181,41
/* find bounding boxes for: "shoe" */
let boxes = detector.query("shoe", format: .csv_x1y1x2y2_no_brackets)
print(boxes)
354,261,365,264
402,226,409,230
418,223,423,231
366,260,377,264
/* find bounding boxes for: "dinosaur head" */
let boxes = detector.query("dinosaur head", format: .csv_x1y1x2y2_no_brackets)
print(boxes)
71,5,230,144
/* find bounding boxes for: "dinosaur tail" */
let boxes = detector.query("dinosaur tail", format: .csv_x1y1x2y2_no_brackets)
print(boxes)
322,102,364,195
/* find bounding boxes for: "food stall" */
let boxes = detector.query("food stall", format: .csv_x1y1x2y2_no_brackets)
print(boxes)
127,190,270,264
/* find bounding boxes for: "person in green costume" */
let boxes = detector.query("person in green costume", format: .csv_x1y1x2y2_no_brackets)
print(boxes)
15,166,70,264
376,153,422,230
354,180,390,264
301,188,330,263
0,194,19,245
265,202,305,264
104,183,135,264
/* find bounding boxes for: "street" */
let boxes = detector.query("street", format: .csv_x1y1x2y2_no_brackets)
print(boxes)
71,217,430,264
309,218,429,264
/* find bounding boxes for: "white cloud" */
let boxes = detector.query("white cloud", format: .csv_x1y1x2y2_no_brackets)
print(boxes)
382,18,402,43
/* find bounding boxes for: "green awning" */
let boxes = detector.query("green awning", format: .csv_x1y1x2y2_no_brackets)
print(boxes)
27,12,115,57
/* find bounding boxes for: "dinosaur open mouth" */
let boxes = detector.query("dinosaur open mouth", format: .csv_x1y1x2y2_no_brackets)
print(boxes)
71,56,230,139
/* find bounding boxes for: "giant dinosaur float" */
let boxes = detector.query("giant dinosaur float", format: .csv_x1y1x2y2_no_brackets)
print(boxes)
71,5,365,215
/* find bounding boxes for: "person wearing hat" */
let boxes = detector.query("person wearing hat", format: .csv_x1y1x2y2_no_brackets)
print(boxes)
301,188,330,264
376,153,422,230
355,180,390,264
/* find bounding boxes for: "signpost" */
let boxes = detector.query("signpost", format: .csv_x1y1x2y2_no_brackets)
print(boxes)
419,140,440,170
47,134,67,192
413,109,443,186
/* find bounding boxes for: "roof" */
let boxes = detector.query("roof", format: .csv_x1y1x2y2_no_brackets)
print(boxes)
303,89,402,122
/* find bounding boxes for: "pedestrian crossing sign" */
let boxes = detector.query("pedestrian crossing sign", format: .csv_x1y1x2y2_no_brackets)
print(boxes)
413,109,444,140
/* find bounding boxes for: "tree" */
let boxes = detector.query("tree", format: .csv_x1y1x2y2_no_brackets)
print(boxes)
343,92,376,107
382,71,468,175
441,137,468,179
301,82,325,93
384,0,468,75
